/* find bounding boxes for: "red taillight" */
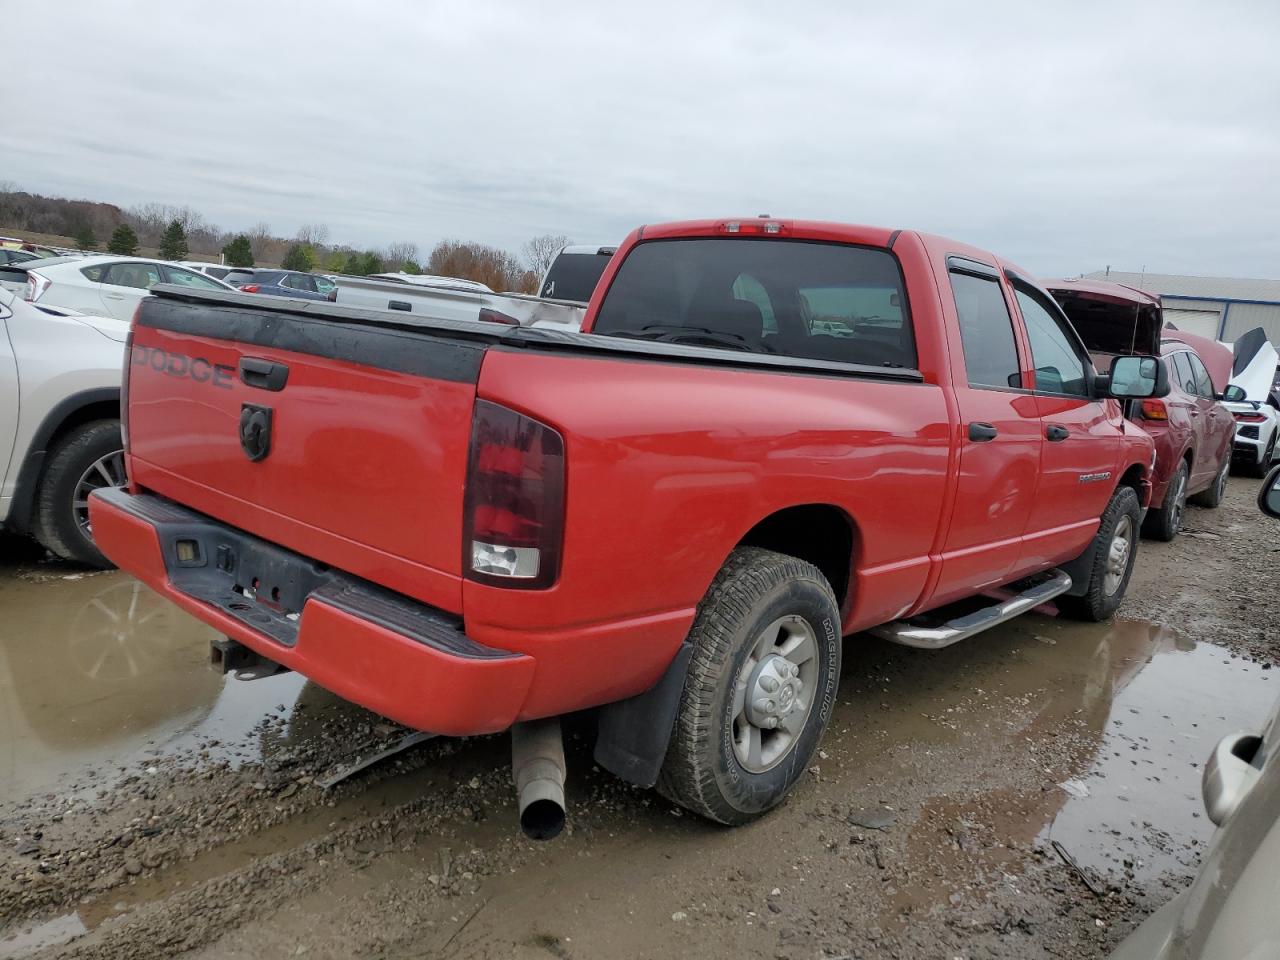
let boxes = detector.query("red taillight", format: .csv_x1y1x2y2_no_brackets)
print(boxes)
463,400,565,589
1234,411,1266,423
478,307,519,325
1139,399,1168,421
25,271,51,302
240,284,260,293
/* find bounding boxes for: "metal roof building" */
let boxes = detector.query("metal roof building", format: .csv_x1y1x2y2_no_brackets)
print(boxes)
1083,270,1280,343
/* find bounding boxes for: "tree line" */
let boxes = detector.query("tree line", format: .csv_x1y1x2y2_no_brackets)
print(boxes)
0,183,571,292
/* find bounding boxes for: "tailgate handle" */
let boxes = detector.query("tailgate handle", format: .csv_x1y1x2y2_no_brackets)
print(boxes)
239,357,289,392
388,300,412,312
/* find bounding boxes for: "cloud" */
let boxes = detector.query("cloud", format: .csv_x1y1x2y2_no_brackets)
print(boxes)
5,0,1278,276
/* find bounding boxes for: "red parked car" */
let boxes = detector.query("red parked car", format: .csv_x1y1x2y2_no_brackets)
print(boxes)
91,220,1162,831
1047,279,1235,540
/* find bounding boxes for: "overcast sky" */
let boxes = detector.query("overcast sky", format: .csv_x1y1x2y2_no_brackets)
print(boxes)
5,1,1278,276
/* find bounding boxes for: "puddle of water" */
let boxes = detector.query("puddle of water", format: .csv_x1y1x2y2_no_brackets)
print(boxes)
0,567,344,806
0,912,86,960
827,614,1276,918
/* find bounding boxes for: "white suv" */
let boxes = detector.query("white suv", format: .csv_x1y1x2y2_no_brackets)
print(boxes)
0,287,128,566
23,255,232,321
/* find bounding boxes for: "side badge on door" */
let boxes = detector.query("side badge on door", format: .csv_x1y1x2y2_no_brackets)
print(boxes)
240,404,273,462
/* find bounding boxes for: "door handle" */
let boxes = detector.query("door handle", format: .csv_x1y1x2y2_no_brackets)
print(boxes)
238,357,290,391
104,293,126,300
968,422,998,442
1046,424,1070,442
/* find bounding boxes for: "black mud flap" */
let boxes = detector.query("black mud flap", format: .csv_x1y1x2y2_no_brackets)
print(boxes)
593,641,693,788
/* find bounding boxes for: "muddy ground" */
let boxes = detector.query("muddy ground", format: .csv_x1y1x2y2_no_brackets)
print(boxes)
2,476,1277,960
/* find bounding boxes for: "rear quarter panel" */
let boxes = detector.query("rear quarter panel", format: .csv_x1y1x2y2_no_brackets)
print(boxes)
467,348,952,650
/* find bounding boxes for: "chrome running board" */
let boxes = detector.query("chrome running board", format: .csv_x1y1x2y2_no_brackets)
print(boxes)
870,570,1073,650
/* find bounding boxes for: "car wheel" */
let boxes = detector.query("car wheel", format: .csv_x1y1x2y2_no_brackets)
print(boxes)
1059,485,1141,622
1249,434,1277,478
656,547,842,825
33,420,124,568
1142,461,1188,541
1189,457,1230,508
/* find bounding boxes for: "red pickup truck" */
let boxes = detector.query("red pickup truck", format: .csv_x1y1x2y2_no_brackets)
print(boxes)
90,218,1162,831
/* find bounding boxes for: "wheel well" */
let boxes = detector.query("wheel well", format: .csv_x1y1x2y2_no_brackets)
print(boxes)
737,504,855,602
1118,463,1146,497
1183,447,1194,471
7,391,120,533
43,400,120,449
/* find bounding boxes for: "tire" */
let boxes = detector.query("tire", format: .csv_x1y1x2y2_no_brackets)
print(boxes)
1058,485,1141,622
1249,434,1277,479
33,420,125,568
1142,461,1188,541
1189,457,1229,508
656,547,842,825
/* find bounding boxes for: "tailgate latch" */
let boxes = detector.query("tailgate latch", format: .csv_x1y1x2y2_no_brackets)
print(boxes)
239,403,273,462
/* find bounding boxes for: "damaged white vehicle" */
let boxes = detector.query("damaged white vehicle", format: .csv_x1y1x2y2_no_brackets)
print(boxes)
1224,328,1280,477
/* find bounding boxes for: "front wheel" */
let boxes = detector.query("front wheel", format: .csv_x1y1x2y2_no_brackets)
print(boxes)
1058,485,1141,622
657,547,842,825
1189,458,1229,508
1142,461,1188,541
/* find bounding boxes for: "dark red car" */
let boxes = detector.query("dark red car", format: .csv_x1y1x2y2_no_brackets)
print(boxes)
1047,279,1235,540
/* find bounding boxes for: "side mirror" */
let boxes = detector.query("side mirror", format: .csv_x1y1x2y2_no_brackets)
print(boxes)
1221,384,1248,403
1107,355,1167,400
1259,464,1280,520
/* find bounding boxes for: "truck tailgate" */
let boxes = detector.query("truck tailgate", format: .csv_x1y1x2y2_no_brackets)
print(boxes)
126,294,487,613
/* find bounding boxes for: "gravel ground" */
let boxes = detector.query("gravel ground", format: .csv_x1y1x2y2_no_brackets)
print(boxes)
1,474,1276,960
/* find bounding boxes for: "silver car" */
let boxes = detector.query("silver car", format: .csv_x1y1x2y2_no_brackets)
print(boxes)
1110,465,1280,958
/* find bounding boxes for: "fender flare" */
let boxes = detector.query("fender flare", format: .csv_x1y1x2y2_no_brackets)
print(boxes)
6,387,120,533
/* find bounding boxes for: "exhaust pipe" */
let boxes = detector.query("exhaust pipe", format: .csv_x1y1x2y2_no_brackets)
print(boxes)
511,718,566,840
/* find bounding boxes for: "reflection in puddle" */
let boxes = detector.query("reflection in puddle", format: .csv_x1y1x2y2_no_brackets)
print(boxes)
0,569,314,804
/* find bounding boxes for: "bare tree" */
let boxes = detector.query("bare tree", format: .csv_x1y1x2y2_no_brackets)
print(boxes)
522,234,572,279
384,240,420,270
247,222,273,261
296,223,330,247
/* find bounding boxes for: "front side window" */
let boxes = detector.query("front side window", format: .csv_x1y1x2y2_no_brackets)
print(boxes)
1186,352,1216,398
1170,352,1197,395
1015,286,1089,396
104,262,163,290
593,238,915,368
949,270,1021,389
162,266,226,290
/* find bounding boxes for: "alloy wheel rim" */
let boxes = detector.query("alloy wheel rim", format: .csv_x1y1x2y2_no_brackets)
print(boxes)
1103,515,1134,596
73,451,127,540
1169,473,1186,532
731,615,819,773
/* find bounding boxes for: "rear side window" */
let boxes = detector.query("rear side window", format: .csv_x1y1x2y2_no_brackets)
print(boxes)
80,264,105,282
593,238,915,368
104,262,163,290
949,270,1021,389
225,270,255,285
1014,286,1089,397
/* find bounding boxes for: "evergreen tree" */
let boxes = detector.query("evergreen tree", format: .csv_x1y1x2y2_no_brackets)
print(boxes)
281,243,314,272
402,259,423,275
222,234,254,267
73,224,96,251
106,223,139,256
158,219,188,260
357,251,384,275
343,251,364,275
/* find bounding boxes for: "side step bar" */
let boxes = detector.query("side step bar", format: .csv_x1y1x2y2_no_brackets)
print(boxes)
870,570,1073,650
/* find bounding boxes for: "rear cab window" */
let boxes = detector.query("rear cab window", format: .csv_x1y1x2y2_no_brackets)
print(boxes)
592,238,915,368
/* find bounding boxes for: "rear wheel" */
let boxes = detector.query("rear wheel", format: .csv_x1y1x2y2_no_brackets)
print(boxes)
33,420,124,568
1142,461,1188,541
1249,434,1277,478
657,547,842,825
1189,458,1229,508
1059,485,1141,622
